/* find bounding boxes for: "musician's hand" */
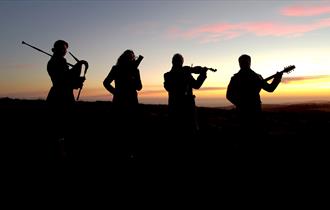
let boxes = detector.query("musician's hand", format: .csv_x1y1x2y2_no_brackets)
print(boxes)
273,71,283,83
73,77,85,89
275,71,283,79
200,67,208,75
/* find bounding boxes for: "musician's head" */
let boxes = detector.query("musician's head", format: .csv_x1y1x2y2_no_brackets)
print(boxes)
52,40,68,57
239,54,251,69
117,49,135,66
172,53,184,67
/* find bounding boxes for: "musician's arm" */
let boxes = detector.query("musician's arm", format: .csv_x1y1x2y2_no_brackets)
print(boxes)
134,69,142,91
226,77,239,106
103,66,116,95
191,69,207,89
163,73,172,92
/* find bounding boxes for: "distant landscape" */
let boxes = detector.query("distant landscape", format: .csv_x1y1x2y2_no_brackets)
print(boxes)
1,97,329,186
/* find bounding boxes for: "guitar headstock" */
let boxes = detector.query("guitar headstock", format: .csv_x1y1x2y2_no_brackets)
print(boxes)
282,65,295,74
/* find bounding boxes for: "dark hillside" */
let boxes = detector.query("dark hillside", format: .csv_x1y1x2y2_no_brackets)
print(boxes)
1,98,329,189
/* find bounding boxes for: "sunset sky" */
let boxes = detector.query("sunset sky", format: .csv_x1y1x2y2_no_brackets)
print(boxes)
0,0,329,107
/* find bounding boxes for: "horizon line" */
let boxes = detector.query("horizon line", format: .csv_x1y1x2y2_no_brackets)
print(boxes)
1,96,329,107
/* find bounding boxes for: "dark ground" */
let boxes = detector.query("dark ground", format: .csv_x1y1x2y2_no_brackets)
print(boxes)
1,98,329,197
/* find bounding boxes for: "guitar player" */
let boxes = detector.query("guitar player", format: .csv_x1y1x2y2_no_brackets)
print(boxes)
226,54,284,141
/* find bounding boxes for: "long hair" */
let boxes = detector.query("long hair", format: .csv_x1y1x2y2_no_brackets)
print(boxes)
116,49,135,66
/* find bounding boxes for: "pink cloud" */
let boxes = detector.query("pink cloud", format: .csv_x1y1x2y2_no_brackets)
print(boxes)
281,6,330,16
167,18,330,43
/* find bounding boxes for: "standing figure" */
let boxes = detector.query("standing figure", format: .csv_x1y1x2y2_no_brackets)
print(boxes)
46,40,88,159
226,54,283,139
47,40,87,106
163,53,208,136
103,49,143,113
103,49,143,159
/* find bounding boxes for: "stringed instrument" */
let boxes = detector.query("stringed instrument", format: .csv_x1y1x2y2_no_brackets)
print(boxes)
185,65,218,74
264,65,295,82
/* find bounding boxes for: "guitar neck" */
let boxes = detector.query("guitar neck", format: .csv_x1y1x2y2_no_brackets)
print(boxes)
264,65,295,82
264,69,284,82
264,74,276,82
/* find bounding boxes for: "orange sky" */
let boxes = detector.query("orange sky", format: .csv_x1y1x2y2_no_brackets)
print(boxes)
0,1,329,106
